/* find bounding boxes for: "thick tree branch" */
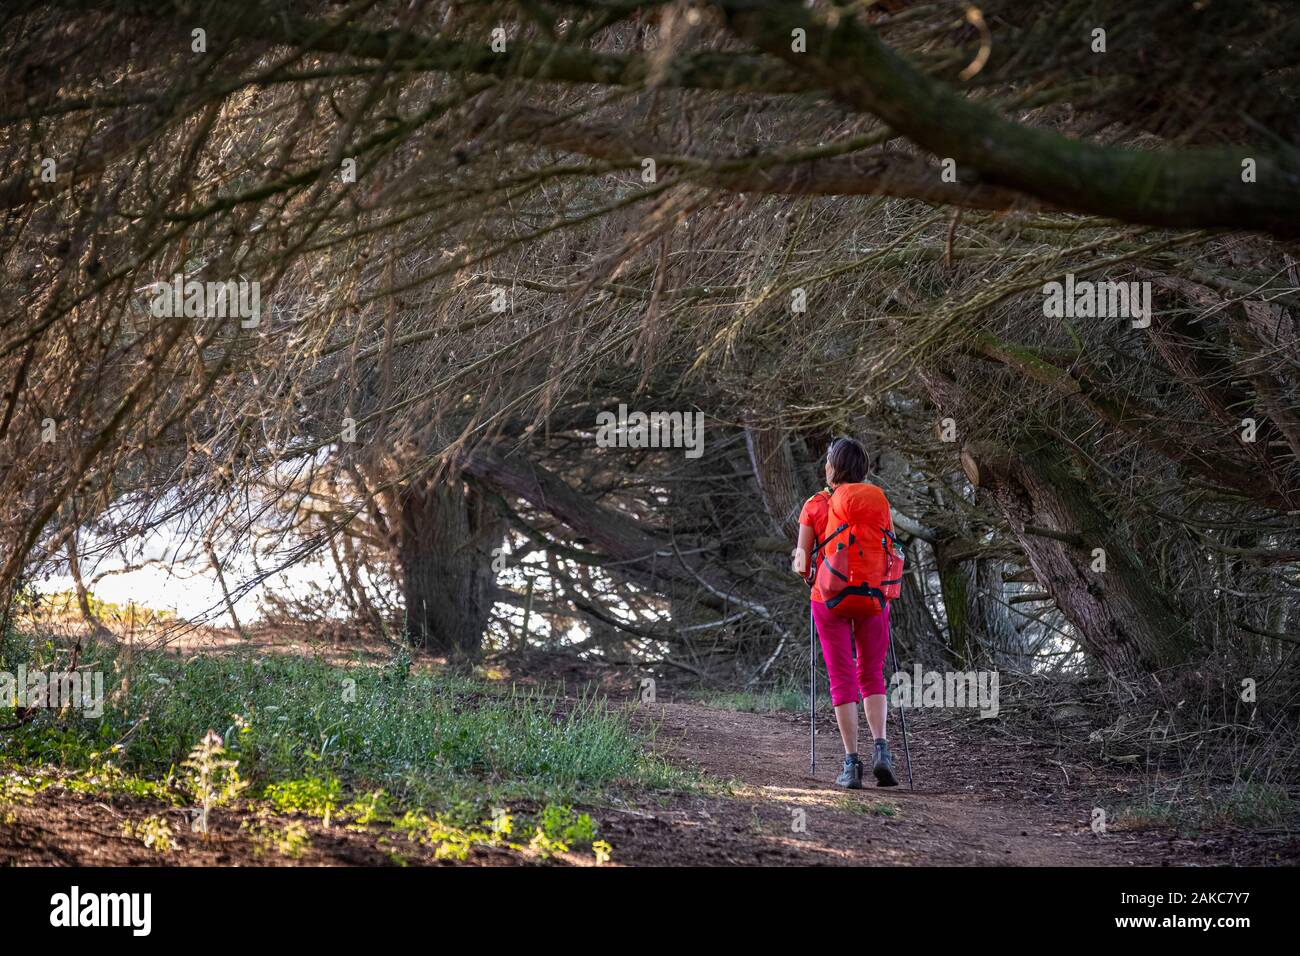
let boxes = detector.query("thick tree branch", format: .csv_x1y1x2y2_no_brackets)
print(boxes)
501,105,1045,212
721,1,1300,236
73,0,809,95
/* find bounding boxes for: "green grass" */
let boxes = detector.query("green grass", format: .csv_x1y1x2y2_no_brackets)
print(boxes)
0,634,691,817
692,688,807,714
1110,781,1297,832
836,795,899,817
1,633,698,862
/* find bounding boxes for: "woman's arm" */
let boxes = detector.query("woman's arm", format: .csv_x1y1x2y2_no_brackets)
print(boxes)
791,523,815,576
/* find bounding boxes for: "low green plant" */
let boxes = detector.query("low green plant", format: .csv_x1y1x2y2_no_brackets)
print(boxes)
537,803,598,844
62,749,179,804
121,814,175,853
243,815,312,859
523,804,602,860
342,789,393,826
0,773,37,824
392,808,494,861
386,802,609,863
264,776,342,825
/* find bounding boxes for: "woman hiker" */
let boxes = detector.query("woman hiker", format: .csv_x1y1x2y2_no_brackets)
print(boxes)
792,436,899,789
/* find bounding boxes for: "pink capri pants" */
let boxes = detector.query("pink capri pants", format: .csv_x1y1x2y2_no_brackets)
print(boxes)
812,599,891,707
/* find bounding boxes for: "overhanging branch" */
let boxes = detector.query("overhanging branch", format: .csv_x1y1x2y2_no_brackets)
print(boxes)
721,1,1300,236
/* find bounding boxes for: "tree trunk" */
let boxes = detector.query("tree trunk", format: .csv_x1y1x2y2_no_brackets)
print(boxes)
66,531,108,646
462,445,738,608
973,557,1023,666
889,543,948,667
744,417,803,536
394,474,505,661
961,434,1187,681
934,536,972,665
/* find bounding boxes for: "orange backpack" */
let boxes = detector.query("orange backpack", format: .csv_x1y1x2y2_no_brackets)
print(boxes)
812,483,904,617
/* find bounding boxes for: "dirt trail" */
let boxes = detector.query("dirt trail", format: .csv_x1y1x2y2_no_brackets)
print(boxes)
606,700,1281,866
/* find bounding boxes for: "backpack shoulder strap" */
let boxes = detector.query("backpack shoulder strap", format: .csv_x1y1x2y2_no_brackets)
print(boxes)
809,488,844,559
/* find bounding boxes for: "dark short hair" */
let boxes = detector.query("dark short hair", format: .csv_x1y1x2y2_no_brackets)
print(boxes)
827,436,868,484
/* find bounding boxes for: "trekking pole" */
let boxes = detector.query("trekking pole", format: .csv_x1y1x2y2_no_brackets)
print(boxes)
809,602,817,774
888,638,914,790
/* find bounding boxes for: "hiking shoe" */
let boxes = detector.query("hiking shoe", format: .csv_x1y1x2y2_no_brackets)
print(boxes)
835,752,864,789
873,739,899,787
